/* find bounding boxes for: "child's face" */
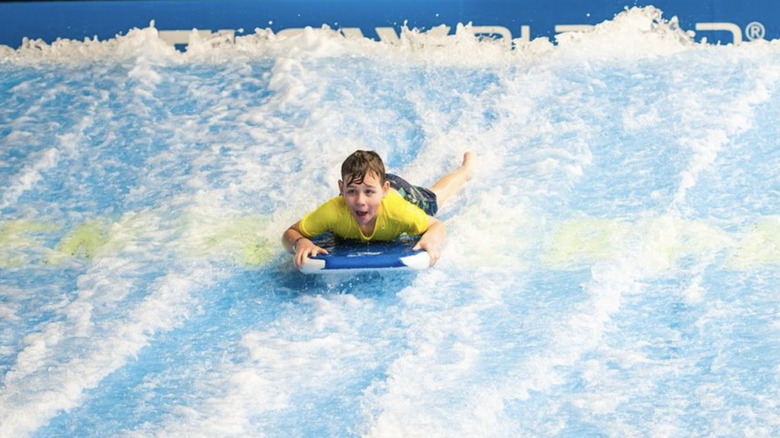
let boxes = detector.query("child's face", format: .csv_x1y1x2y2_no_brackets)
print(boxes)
339,171,389,228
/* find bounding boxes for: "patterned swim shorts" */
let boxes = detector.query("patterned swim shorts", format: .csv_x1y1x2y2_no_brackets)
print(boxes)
386,173,439,216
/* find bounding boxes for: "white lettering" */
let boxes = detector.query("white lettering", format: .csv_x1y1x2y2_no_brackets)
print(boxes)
275,27,378,41
158,30,213,45
156,19,751,49
159,29,236,46
340,28,364,39
520,25,531,42
374,27,400,44
695,22,742,44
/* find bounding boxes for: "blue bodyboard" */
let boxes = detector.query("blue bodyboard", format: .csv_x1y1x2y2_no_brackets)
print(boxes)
298,234,430,274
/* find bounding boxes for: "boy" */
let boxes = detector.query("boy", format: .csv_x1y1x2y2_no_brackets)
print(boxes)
283,150,473,268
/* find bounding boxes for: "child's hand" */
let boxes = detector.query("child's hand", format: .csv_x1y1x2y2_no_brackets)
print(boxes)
293,238,328,268
413,236,442,266
413,218,446,266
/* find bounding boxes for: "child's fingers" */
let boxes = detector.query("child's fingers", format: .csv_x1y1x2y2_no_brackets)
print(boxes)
294,245,328,267
427,246,440,266
295,251,308,268
413,241,439,266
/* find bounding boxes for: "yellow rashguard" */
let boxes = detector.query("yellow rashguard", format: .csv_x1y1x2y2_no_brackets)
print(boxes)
298,190,429,242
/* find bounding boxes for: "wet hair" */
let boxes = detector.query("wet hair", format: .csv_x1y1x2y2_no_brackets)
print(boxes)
341,150,386,186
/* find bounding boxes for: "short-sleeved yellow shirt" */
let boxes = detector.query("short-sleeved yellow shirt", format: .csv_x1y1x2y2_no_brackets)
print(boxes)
298,190,429,241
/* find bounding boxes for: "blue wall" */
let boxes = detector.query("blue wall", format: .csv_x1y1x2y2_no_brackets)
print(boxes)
1,0,778,48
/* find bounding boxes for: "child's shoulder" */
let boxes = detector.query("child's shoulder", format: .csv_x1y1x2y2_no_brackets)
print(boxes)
382,190,426,217
306,195,348,219
321,195,349,213
382,189,405,207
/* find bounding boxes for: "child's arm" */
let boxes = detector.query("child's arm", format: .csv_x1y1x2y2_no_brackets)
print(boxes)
412,217,446,266
282,222,328,268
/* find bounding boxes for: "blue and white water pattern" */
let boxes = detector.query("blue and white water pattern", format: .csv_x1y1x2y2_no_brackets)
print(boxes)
1,7,779,437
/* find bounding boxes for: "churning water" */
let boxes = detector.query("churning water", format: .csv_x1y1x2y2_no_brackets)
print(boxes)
1,7,779,437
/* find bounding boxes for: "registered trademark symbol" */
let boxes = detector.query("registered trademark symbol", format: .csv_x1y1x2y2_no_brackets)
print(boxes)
745,22,765,41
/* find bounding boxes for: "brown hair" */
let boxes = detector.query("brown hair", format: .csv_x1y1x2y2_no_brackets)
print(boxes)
341,150,386,186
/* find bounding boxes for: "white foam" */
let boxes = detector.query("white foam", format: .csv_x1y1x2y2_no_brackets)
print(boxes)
357,270,519,437
0,148,59,210
622,104,662,132
136,294,383,437
3,23,180,65
1,196,217,435
368,211,749,434
0,265,214,437
266,57,316,110
0,7,711,68
554,6,695,60
672,52,780,207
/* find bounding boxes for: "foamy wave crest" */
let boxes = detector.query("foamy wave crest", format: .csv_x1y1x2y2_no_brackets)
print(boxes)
1,7,708,67
554,6,696,59
4,23,179,65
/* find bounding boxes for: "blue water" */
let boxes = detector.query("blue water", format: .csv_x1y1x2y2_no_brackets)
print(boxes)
2,7,780,437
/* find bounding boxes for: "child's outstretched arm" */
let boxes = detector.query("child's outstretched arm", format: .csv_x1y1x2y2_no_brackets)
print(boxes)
283,222,328,268
412,217,446,266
